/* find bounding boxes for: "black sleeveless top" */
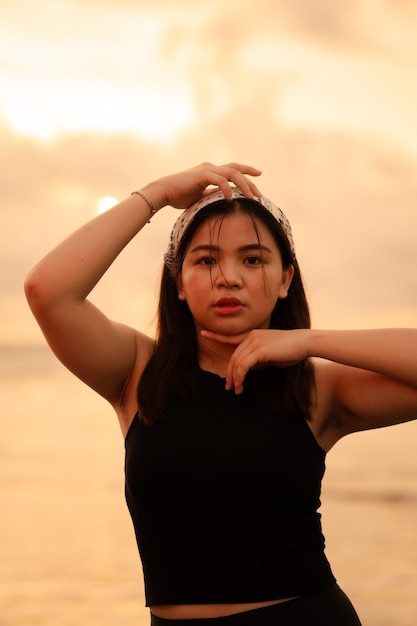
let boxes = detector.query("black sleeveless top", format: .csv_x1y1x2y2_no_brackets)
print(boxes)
125,367,336,606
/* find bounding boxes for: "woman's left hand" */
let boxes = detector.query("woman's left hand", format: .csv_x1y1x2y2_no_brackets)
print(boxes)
201,329,310,394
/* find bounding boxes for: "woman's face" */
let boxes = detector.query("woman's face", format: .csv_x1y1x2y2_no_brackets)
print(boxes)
176,211,294,337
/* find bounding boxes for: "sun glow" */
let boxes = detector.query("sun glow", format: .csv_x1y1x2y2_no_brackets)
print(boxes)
97,196,119,215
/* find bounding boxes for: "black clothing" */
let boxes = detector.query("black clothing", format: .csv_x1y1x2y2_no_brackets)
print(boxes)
125,367,336,606
150,585,362,626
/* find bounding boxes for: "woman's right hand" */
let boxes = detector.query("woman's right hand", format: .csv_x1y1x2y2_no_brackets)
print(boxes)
143,162,263,212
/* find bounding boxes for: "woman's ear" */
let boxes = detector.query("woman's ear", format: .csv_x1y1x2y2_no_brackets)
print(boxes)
278,264,295,299
176,273,186,301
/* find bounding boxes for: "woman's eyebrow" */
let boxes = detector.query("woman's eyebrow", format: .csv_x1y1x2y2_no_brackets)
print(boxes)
189,243,273,254
238,244,273,254
189,244,220,254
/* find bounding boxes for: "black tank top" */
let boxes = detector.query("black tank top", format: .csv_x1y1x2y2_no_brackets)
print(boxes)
125,367,336,606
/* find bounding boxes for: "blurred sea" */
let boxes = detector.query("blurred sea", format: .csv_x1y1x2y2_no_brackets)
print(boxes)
1,345,416,626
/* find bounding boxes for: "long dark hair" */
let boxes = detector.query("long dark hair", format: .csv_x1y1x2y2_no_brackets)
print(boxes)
137,199,314,423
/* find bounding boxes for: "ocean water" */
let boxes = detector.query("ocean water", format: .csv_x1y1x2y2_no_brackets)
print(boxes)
1,345,416,625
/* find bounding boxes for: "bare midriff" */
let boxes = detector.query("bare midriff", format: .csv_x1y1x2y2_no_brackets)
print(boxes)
150,597,299,619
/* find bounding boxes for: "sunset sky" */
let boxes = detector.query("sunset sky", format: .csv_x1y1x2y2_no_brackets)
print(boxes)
2,0,417,345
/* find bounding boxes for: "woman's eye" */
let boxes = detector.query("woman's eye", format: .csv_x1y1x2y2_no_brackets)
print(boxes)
199,257,216,266
245,256,262,265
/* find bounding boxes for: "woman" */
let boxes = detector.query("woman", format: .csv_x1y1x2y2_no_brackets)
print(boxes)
25,162,417,625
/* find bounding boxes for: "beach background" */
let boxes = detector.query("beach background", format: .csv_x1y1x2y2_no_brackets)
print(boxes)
1,1,417,624
1,346,417,626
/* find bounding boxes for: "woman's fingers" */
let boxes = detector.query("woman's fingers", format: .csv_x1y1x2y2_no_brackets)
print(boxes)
226,345,265,394
200,330,253,392
161,162,262,209
201,329,265,393
202,329,308,394
212,163,263,198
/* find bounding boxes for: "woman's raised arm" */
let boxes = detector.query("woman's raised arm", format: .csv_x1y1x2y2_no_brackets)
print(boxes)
24,162,262,407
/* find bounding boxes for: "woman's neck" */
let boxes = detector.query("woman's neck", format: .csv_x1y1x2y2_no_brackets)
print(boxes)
197,338,235,379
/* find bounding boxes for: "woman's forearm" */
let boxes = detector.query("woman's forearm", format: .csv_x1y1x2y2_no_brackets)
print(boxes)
308,328,417,388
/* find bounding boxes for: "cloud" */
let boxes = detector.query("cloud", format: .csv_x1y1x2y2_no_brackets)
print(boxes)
2,1,417,150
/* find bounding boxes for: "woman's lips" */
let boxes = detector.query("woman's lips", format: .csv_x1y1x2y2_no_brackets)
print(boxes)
213,297,244,315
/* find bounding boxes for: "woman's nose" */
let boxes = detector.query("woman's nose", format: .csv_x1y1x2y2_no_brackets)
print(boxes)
213,261,243,289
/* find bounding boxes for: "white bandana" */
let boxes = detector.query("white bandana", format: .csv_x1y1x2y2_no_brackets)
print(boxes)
164,187,295,266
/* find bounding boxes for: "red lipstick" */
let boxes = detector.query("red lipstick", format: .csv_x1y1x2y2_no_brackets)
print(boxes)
213,297,243,315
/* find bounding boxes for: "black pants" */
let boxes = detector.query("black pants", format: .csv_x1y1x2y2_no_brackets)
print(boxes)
150,585,361,626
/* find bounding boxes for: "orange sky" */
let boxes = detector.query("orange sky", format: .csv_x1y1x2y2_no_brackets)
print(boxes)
1,0,417,344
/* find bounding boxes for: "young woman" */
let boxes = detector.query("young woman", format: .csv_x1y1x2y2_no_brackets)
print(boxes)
25,162,417,625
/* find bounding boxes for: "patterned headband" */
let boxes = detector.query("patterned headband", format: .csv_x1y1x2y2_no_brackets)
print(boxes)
164,187,295,266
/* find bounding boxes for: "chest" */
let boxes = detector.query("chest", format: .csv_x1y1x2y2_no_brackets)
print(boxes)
125,385,326,512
